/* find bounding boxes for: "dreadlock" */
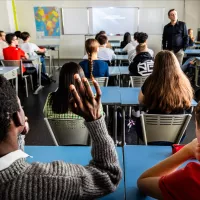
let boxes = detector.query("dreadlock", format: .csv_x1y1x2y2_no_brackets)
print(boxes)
0,75,19,141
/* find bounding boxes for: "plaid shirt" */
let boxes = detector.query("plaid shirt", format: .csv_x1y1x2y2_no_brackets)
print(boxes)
43,94,104,119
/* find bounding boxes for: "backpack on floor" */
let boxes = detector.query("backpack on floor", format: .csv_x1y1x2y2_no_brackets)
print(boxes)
41,72,51,86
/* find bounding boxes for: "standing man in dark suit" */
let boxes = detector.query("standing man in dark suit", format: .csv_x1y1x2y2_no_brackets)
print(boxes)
162,9,189,65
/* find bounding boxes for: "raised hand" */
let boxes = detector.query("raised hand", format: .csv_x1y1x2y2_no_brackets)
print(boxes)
70,74,102,122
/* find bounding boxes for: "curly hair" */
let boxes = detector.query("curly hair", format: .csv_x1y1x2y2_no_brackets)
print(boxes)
137,32,148,44
0,75,19,141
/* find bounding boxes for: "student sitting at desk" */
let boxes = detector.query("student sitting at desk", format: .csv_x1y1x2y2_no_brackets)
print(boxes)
0,74,122,199
128,32,154,63
120,32,131,48
188,28,195,47
44,62,103,118
96,34,116,62
20,32,47,74
80,39,109,78
137,102,200,200
136,50,193,142
95,30,112,49
129,43,154,76
14,30,23,45
123,32,139,54
3,33,38,89
0,30,8,59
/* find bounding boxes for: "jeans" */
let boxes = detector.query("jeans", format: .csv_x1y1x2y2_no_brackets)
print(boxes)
40,57,46,74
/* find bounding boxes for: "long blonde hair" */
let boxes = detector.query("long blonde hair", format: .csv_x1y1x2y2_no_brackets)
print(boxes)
143,50,193,113
85,39,99,79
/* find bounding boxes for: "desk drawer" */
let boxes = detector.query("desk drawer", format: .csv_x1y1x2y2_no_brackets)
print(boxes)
3,70,17,80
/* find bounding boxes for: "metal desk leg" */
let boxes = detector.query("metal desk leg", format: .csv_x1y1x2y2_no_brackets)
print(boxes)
15,72,18,95
58,47,60,68
34,63,44,94
122,107,126,146
114,105,118,146
195,65,200,87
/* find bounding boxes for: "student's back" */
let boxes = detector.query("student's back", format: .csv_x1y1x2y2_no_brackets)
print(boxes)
129,43,154,76
120,32,131,48
97,35,116,62
79,60,109,78
80,38,109,78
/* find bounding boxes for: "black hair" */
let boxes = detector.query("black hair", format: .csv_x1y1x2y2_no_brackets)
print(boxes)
134,32,139,40
137,32,148,44
49,62,85,114
99,30,106,35
5,33,16,45
0,75,19,141
21,32,30,41
123,32,131,44
97,34,108,45
15,31,21,39
168,9,176,16
95,30,106,40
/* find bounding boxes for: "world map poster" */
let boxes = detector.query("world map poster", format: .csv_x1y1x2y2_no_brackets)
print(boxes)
34,7,60,38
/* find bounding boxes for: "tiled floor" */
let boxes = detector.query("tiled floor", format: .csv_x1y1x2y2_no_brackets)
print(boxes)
19,71,196,146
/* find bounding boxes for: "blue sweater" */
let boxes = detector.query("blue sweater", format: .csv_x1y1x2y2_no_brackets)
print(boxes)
79,60,109,78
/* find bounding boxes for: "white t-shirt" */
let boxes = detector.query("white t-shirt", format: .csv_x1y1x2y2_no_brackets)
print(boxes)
0,40,8,59
128,48,154,63
83,47,116,61
98,47,116,61
123,40,138,53
19,42,39,56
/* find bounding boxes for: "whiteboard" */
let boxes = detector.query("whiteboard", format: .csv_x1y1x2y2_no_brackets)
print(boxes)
139,8,165,35
88,7,138,35
62,8,88,34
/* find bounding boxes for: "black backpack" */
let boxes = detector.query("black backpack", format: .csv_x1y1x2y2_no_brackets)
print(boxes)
41,72,51,86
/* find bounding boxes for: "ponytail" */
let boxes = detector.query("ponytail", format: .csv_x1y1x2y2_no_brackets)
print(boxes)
88,52,94,79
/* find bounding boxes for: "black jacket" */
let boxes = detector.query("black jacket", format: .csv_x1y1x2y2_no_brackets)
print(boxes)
129,52,154,76
162,21,189,53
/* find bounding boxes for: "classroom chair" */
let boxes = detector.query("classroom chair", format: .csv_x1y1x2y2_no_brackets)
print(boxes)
129,76,149,87
1,60,33,97
89,77,109,87
140,114,192,145
44,118,91,146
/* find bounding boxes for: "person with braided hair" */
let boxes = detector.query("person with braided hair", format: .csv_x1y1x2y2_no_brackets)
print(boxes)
80,39,109,78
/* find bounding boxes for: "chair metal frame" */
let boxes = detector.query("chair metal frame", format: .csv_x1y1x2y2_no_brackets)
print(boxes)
89,77,109,87
130,76,148,87
140,113,192,145
44,118,91,146
1,60,33,97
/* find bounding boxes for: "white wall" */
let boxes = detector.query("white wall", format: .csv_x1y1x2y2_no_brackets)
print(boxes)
12,0,200,59
0,0,15,33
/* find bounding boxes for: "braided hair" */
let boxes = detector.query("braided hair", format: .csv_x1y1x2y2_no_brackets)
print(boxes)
85,39,99,79
0,75,19,141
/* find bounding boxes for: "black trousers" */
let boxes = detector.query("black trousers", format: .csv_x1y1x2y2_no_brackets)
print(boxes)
23,67,38,88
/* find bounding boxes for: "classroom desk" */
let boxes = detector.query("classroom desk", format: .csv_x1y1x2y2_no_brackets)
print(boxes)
120,87,198,146
38,44,60,68
110,42,121,48
185,49,200,57
0,67,18,94
25,56,44,94
115,55,129,65
114,48,127,54
124,145,198,200
94,86,121,144
109,66,121,76
119,66,129,75
25,146,124,200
